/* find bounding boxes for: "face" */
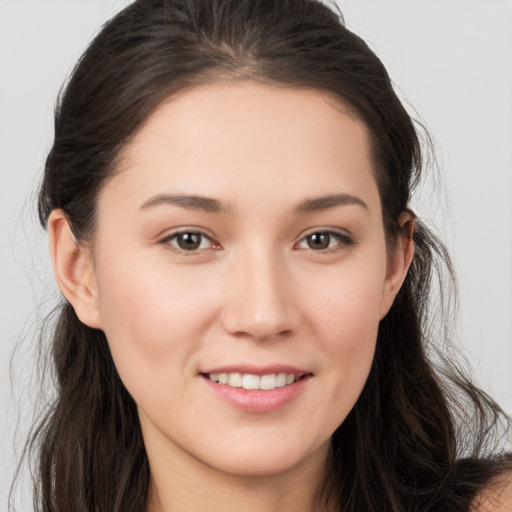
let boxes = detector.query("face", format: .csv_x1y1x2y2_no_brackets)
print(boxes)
72,82,408,479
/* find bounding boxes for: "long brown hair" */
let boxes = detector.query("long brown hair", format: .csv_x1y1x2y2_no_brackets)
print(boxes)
12,0,511,510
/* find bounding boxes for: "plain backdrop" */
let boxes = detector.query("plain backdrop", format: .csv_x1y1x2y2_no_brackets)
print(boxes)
1,0,511,507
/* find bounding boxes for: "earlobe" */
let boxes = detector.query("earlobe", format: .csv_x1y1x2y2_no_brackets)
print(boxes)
48,210,102,329
379,212,415,319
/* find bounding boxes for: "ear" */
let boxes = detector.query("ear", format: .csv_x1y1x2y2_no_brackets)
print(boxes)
48,209,102,329
379,211,415,319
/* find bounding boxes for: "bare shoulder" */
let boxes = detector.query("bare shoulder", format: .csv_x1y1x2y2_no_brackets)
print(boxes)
470,471,512,512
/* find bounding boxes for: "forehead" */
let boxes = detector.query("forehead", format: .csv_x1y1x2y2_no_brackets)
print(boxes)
107,81,380,215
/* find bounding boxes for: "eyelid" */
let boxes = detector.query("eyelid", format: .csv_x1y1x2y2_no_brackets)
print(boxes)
294,227,356,252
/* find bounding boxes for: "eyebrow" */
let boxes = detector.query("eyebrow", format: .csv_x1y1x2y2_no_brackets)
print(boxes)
140,194,231,214
139,192,368,215
293,194,368,214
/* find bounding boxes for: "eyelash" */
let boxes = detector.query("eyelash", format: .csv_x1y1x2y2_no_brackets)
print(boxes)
160,229,219,254
295,229,355,253
159,228,355,255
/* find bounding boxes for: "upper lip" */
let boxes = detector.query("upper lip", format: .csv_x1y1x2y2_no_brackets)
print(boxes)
200,364,311,377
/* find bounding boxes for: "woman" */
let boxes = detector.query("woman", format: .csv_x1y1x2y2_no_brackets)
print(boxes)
14,0,512,510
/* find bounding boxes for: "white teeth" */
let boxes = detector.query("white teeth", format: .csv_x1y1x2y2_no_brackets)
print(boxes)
227,372,242,387
260,374,276,390
207,372,300,390
242,374,260,390
276,372,287,387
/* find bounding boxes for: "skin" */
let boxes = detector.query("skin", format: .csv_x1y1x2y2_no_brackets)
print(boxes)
49,81,414,511
470,473,512,512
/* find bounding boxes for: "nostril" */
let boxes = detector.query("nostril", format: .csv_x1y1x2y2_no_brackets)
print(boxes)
252,328,294,341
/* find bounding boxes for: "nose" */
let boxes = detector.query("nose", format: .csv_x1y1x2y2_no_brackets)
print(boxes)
220,247,297,340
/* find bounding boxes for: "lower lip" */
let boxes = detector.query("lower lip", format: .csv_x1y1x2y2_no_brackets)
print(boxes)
201,375,311,413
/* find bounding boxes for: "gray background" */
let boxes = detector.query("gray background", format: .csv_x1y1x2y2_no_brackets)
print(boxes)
1,0,511,507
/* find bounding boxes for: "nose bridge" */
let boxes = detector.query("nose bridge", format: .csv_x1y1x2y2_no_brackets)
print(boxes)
221,241,294,339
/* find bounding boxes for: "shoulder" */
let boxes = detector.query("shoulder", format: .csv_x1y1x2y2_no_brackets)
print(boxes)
469,471,512,512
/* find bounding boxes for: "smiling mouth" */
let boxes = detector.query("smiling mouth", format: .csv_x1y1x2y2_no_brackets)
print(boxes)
203,372,308,391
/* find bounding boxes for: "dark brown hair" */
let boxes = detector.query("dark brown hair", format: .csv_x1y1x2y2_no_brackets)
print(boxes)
14,0,511,510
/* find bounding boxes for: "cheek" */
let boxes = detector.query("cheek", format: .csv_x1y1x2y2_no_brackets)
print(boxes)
298,252,387,338
296,255,385,409
93,251,222,378
318,315,378,435
316,282,380,384
92,256,225,425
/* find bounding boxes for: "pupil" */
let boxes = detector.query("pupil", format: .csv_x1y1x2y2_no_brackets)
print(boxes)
308,233,329,250
178,233,201,250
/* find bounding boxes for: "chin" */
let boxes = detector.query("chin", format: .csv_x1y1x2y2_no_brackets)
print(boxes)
198,436,331,479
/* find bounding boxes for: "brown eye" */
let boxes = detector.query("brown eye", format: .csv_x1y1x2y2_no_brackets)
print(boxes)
176,232,202,250
297,230,354,252
305,232,331,250
164,231,215,252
